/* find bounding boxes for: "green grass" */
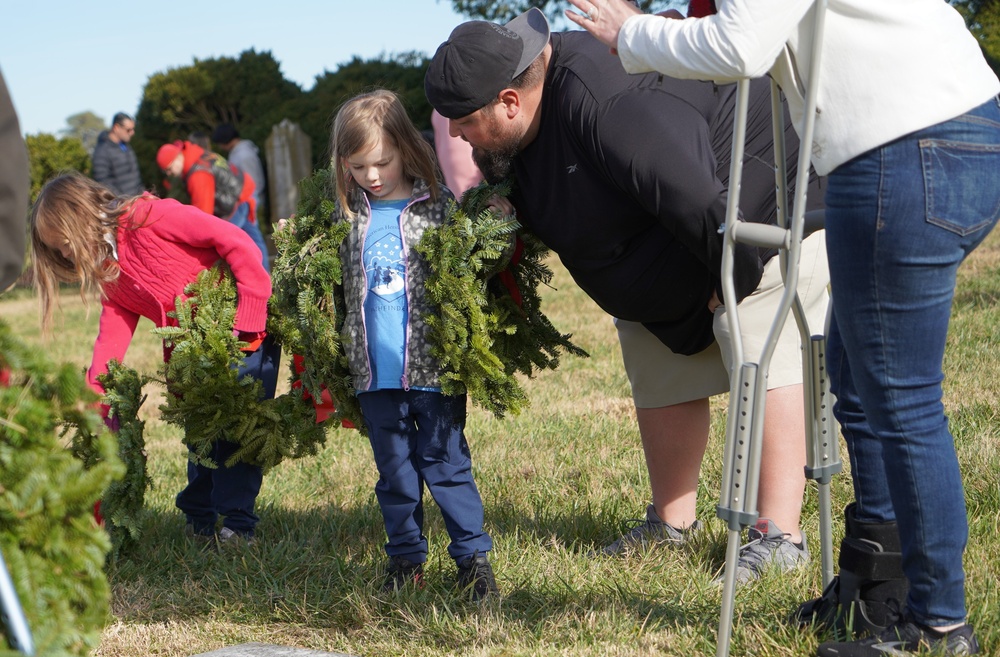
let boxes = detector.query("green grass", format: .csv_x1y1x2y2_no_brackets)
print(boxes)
5,230,1000,656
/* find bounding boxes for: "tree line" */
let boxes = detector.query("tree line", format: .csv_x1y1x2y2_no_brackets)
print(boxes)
26,49,433,204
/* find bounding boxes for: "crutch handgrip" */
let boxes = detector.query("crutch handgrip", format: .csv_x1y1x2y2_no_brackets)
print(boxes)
729,222,790,249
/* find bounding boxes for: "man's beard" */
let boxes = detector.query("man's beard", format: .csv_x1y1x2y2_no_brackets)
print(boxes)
471,120,523,184
473,145,518,185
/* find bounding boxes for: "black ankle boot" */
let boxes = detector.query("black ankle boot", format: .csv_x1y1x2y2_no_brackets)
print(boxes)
793,503,909,639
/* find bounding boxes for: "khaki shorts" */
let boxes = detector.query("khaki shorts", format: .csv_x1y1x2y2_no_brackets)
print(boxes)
617,231,829,408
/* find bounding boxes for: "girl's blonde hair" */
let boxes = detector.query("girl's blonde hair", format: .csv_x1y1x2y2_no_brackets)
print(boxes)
331,89,440,217
29,172,144,332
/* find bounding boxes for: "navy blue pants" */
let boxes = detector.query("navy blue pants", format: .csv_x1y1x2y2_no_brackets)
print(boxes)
358,389,493,563
175,335,281,537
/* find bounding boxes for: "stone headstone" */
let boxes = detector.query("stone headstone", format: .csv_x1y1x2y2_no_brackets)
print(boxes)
192,642,355,657
265,119,313,221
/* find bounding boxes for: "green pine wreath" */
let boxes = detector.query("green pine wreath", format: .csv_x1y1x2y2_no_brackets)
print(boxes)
83,267,330,555
416,181,588,417
92,360,151,559
269,169,587,426
269,169,362,430
154,268,328,471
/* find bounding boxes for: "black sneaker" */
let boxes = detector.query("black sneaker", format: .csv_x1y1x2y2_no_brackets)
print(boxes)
184,522,216,547
456,553,499,601
817,614,979,657
381,556,424,593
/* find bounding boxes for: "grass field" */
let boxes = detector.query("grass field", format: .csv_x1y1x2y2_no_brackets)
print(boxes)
4,229,1000,657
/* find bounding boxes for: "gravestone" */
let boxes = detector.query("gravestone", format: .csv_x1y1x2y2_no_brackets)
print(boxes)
265,119,313,221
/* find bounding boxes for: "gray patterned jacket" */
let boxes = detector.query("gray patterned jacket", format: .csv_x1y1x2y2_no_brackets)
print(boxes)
338,178,455,392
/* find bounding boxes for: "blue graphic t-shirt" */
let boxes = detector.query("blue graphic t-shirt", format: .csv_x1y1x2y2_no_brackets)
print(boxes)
362,199,409,390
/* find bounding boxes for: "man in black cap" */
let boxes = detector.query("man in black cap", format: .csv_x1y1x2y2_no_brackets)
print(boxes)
426,9,830,583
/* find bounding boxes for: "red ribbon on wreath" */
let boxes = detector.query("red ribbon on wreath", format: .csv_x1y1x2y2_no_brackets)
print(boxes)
291,354,355,428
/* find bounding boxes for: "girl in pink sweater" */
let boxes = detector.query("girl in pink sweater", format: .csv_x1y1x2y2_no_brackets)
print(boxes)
30,172,278,547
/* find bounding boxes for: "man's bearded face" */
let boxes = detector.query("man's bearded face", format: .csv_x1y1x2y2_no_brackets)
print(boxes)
469,108,523,184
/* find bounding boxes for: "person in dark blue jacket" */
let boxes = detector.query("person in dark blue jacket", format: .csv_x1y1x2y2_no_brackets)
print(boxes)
91,112,143,196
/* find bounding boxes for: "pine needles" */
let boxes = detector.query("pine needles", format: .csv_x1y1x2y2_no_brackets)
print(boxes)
418,181,589,417
0,319,122,655
154,268,328,471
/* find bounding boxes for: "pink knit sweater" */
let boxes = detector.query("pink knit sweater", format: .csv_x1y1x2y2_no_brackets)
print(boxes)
87,197,271,392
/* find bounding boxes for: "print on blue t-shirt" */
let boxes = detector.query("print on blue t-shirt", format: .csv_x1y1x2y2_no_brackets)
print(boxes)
362,199,410,390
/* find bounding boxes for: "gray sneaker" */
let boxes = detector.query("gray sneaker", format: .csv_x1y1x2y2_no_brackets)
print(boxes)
217,526,254,549
592,504,702,557
716,518,809,584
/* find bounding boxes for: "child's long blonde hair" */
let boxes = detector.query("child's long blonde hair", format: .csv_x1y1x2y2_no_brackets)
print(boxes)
29,172,144,333
331,89,440,217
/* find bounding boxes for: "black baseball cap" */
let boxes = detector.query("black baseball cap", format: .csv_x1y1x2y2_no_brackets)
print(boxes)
425,7,550,120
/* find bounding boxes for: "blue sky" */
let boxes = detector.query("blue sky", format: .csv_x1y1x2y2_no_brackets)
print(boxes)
0,0,474,136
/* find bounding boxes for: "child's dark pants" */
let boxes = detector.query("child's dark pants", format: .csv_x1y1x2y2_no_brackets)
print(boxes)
176,335,281,537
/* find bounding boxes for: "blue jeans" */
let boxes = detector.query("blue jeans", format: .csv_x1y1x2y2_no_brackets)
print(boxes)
358,389,493,563
175,335,281,536
229,201,270,272
825,96,1000,626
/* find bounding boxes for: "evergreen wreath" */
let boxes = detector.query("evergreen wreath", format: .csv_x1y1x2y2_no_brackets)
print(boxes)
77,267,328,555
92,360,153,558
269,169,587,426
0,320,122,655
155,268,327,471
416,181,589,416
269,169,363,430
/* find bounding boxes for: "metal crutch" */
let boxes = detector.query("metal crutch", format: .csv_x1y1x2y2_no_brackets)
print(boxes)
768,74,841,592
714,2,834,656
0,548,34,655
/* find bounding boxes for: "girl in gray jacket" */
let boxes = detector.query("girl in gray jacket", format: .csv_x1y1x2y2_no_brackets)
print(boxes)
331,89,497,601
